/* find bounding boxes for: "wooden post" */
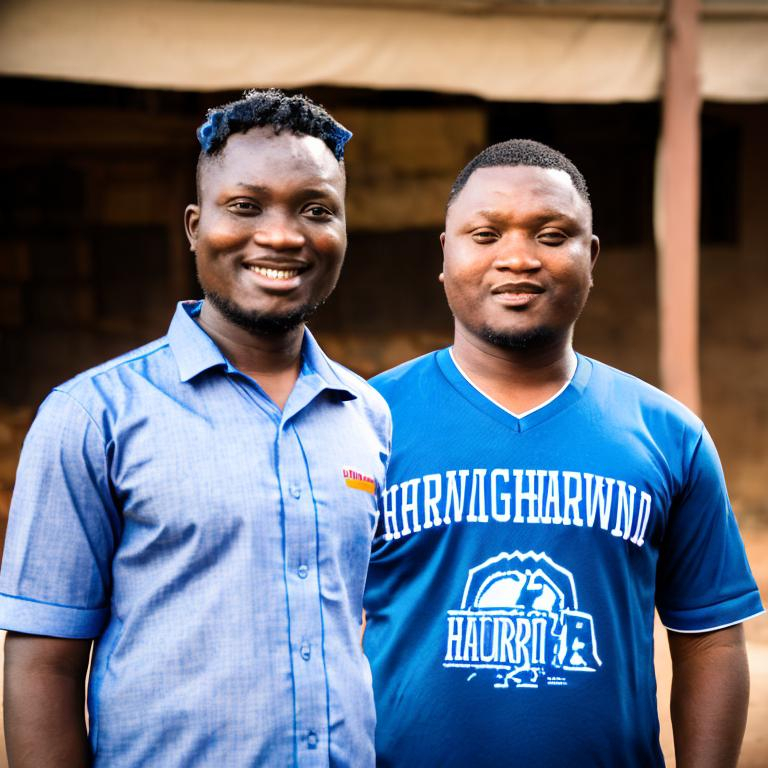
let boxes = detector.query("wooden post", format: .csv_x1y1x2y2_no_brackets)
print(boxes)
654,0,701,413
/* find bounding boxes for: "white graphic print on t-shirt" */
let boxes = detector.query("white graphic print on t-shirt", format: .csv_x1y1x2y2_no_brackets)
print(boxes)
382,468,652,547
443,551,601,689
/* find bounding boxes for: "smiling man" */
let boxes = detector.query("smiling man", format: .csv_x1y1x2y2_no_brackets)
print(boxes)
363,139,763,767
0,90,390,767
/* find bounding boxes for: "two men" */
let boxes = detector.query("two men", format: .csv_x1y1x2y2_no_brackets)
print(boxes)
0,90,390,766
1,93,761,766
363,140,763,766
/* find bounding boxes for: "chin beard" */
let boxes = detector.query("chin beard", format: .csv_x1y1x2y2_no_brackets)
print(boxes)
478,324,558,350
203,290,321,335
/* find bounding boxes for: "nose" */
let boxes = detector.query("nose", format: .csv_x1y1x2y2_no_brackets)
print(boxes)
253,213,305,251
493,234,541,272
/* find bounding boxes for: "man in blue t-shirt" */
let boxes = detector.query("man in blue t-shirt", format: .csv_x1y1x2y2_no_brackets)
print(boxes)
363,139,763,767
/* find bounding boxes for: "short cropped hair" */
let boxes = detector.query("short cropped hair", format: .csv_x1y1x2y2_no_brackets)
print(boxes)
196,88,351,161
448,138,590,207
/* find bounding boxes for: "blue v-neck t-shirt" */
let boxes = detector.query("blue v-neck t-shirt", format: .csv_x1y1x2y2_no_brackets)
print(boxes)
363,348,762,768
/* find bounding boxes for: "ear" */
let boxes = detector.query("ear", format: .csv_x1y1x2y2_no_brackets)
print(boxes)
590,235,600,269
184,204,200,251
588,235,600,286
439,232,446,283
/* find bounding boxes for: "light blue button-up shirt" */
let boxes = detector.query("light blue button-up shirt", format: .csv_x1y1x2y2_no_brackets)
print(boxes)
0,301,390,767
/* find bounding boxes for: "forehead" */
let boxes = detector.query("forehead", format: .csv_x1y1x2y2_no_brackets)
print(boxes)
449,165,588,224
199,126,344,196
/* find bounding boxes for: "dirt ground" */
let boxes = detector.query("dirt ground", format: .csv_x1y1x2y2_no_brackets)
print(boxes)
0,528,766,767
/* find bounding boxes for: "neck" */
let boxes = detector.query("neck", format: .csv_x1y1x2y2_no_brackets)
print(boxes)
451,324,576,414
197,302,303,408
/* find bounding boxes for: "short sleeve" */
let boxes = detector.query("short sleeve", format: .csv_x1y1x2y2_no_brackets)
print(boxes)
0,390,118,638
656,426,764,632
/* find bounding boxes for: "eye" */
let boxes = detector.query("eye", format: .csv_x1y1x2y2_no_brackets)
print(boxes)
304,204,334,219
538,230,567,246
228,200,260,214
471,229,498,243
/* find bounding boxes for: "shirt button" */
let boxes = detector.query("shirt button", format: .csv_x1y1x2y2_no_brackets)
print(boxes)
297,564,308,579
307,730,318,749
290,485,301,499
300,642,311,661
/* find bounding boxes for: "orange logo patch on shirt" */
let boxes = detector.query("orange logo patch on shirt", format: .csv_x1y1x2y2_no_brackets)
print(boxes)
343,467,376,494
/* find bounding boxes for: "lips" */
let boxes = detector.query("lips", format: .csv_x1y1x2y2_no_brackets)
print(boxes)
491,281,544,295
241,259,310,290
246,265,302,280
491,281,544,307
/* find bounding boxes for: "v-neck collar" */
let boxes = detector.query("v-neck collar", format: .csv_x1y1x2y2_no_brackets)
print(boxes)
435,347,592,433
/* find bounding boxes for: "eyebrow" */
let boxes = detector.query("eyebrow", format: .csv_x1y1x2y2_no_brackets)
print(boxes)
475,208,580,226
234,183,270,194
232,183,339,200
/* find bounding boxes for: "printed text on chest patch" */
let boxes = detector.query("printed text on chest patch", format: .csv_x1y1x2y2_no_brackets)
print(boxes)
444,551,601,689
343,467,376,494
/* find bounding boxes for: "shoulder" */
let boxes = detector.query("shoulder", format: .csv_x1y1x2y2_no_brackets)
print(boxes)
369,351,441,404
586,356,703,433
18,342,175,467
48,336,172,419
583,356,711,482
58,337,171,393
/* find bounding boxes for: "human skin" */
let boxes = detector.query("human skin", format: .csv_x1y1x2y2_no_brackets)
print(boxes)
440,165,599,415
440,163,750,765
3,127,348,767
4,633,92,767
186,126,347,408
669,624,750,768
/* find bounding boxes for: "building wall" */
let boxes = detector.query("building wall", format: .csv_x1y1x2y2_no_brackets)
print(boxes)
1,81,766,553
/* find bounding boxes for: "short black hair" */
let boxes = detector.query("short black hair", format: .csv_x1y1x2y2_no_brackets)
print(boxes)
448,138,590,207
196,88,351,160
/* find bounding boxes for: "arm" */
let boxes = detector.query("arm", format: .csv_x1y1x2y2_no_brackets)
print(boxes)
667,623,749,768
4,631,93,768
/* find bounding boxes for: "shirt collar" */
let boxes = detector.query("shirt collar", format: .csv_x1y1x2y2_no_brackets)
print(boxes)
300,327,358,402
168,301,230,382
167,300,357,401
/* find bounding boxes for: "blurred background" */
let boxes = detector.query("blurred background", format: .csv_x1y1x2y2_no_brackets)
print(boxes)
0,0,766,764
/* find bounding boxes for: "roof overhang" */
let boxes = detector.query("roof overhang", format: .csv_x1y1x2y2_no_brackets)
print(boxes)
1,0,766,102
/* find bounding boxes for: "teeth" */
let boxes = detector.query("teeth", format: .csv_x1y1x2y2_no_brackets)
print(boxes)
247,266,301,280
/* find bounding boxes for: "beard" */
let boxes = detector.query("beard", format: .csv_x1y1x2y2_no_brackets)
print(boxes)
202,289,322,336
476,323,560,351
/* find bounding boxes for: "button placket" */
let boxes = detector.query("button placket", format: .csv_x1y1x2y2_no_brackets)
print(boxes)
278,421,327,764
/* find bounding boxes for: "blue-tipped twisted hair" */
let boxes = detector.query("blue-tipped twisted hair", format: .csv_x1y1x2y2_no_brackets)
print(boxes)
196,88,352,161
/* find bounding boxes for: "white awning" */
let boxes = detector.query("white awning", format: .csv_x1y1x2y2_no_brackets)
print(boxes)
0,0,766,102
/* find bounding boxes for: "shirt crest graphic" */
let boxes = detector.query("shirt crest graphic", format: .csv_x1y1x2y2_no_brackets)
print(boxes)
443,551,601,689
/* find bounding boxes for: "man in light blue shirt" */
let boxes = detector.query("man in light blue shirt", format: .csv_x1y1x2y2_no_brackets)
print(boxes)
0,90,390,767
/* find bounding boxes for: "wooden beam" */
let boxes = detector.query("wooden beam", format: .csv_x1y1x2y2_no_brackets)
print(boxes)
655,0,701,412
